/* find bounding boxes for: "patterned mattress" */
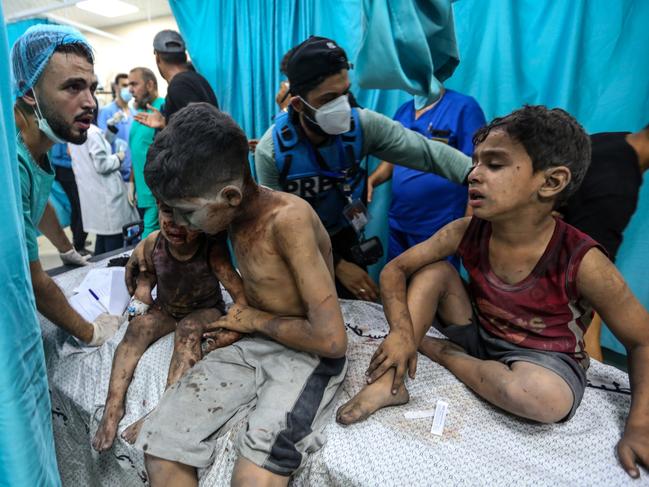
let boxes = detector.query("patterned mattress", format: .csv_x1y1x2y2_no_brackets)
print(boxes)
42,257,640,486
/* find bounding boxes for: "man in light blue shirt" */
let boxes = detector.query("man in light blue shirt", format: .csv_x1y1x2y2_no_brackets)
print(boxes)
98,73,134,180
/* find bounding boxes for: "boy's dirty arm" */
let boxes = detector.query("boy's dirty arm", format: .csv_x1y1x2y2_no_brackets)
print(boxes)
578,248,649,478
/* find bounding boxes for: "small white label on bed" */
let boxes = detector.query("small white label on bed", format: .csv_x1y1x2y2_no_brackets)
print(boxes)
404,409,436,419
431,400,448,436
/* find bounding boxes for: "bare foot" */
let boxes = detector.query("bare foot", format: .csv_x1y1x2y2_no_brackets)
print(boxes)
336,373,409,425
92,406,124,452
120,413,149,444
418,336,464,364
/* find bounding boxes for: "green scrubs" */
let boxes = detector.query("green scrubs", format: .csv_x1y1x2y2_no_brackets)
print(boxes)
129,97,164,237
17,133,55,262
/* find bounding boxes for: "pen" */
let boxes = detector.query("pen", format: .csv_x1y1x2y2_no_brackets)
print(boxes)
89,289,109,313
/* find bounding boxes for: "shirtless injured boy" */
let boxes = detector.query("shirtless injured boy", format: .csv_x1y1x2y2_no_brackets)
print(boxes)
92,203,245,452
124,102,349,486
338,105,649,479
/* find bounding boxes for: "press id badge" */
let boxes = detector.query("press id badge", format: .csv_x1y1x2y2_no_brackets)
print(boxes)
343,199,370,233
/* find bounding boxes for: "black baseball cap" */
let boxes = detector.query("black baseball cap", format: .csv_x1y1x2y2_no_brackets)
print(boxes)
153,30,186,53
287,36,349,93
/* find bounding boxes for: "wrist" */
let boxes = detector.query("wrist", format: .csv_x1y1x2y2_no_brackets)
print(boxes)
251,308,274,332
335,257,349,272
626,408,649,429
79,321,94,344
58,242,74,254
392,326,415,340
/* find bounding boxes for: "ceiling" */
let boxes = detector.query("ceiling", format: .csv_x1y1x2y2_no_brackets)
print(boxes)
3,0,172,29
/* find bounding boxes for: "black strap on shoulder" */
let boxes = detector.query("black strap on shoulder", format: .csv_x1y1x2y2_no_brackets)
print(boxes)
278,154,293,189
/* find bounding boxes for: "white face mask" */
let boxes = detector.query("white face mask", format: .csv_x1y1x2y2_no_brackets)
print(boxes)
32,90,66,144
301,94,351,135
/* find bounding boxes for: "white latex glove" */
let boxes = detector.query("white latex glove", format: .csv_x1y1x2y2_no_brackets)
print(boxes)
88,313,122,346
60,248,90,266
107,111,125,126
127,181,136,207
127,298,150,317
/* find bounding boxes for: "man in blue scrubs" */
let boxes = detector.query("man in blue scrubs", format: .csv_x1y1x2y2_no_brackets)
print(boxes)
368,88,486,265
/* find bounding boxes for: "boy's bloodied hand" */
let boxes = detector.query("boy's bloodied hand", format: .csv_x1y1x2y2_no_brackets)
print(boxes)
125,233,157,295
617,422,649,478
125,242,147,295
216,303,262,334
202,327,242,353
365,329,417,395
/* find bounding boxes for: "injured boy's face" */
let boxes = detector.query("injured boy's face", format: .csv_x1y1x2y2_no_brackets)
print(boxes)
158,203,202,246
165,184,244,235
468,129,565,221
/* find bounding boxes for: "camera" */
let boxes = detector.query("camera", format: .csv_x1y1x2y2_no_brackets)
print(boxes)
350,236,383,266
122,220,144,246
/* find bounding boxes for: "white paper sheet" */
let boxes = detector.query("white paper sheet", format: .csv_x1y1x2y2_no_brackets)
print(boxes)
70,267,131,318
69,291,107,322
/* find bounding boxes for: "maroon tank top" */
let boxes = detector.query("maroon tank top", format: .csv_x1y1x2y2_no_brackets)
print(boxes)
457,217,605,367
152,234,225,319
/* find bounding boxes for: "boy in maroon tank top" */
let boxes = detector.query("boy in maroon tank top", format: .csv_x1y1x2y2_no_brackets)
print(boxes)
92,202,246,452
338,106,649,478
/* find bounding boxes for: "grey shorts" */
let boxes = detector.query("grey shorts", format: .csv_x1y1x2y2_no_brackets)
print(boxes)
135,335,347,475
434,316,587,421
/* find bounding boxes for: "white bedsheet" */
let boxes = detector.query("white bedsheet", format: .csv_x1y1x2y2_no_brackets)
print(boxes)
43,258,641,486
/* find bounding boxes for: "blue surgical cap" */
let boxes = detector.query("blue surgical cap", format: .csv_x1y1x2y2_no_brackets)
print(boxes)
11,24,93,98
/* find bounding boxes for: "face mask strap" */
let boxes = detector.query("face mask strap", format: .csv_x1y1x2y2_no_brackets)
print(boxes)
31,88,47,122
30,87,67,144
298,97,323,126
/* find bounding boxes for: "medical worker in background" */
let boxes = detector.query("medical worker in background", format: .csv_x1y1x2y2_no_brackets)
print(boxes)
127,67,165,237
367,87,486,265
98,73,134,181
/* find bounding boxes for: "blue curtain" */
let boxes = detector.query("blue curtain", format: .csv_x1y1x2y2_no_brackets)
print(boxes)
356,0,459,108
171,0,649,353
0,6,61,487
169,0,417,139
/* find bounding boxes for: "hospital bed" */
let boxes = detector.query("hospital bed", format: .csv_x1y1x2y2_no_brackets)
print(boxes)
43,256,640,486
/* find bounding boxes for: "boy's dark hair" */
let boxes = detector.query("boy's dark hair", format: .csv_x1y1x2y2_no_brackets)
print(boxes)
157,50,187,66
473,105,591,202
144,102,249,202
54,42,94,65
